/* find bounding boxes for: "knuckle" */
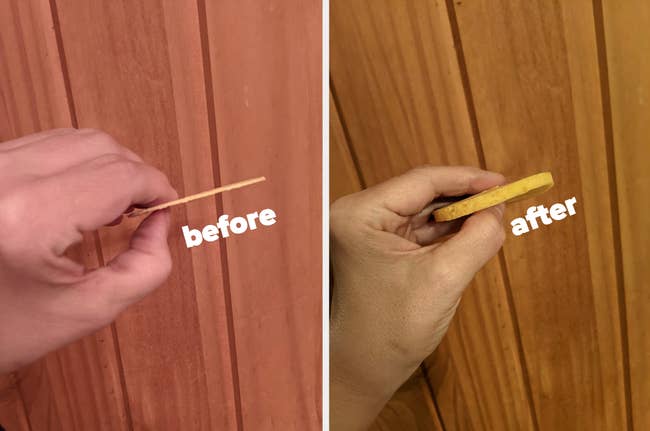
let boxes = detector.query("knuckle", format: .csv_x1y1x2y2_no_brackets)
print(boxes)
330,195,356,235
51,127,77,135
410,165,435,177
429,263,459,288
467,210,505,245
85,129,122,153
153,167,172,187
77,127,104,136
159,253,173,280
483,212,506,244
103,156,139,178
0,191,31,254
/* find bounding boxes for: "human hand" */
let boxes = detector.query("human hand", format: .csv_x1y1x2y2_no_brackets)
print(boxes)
330,166,506,430
0,128,177,373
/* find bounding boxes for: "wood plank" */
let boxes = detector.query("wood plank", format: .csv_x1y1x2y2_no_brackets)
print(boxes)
370,370,443,431
330,1,535,429
0,1,130,429
330,93,362,200
453,0,626,429
53,0,237,428
601,1,650,428
203,0,322,428
0,0,69,137
0,375,30,431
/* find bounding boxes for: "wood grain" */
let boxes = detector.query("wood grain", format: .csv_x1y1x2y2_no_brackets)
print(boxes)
2,0,321,429
601,1,650,428
0,0,69,136
0,1,130,429
52,0,238,428
0,375,30,431
203,1,322,428
330,93,362,200
330,1,535,429
453,0,626,429
370,371,443,431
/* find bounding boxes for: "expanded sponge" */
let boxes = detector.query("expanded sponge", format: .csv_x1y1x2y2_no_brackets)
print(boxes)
432,172,554,222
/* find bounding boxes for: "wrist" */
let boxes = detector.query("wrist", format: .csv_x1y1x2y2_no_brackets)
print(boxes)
330,368,390,430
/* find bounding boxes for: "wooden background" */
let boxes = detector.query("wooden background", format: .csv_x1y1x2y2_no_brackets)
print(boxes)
0,0,321,430
331,0,649,430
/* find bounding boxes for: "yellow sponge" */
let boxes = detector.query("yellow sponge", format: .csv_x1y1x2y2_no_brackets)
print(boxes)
432,172,554,222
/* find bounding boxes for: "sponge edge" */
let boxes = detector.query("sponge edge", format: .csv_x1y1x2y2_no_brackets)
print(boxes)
432,172,554,222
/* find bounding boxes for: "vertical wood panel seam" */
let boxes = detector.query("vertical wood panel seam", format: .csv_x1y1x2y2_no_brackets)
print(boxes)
443,0,485,169
330,78,367,189
496,253,538,431
591,2,633,429
46,2,135,429
8,1,41,132
419,362,447,431
47,0,77,127
195,1,244,429
13,373,33,431
443,2,539,429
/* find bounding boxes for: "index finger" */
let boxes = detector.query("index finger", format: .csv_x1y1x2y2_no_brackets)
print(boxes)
31,155,177,243
367,166,505,217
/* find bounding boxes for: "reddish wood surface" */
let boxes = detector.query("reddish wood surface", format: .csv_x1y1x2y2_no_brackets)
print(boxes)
0,0,321,429
203,1,322,428
0,1,130,429
0,375,30,431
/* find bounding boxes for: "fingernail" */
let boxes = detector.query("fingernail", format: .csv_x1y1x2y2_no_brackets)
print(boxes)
483,171,506,183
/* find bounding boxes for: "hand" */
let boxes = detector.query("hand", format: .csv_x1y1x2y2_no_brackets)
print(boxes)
0,128,177,373
330,166,506,430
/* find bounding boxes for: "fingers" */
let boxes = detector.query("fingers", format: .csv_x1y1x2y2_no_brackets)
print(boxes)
21,154,177,253
5,129,142,176
404,200,464,245
412,218,464,245
80,210,173,312
0,128,77,151
69,156,178,230
367,166,505,217
424,204,505,290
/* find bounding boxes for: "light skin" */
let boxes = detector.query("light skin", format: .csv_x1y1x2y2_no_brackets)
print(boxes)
0,128,177,373
330,166,506,430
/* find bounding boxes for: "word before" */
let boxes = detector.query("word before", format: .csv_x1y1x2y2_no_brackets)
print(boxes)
182,208,277,248
510,197,577,236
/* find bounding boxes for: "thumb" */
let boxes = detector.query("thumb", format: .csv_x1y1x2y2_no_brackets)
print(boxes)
421,204,505,298
85,209,173,311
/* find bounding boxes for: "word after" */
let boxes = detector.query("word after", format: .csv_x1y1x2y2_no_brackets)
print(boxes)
182,208,277,248
510,197,577,236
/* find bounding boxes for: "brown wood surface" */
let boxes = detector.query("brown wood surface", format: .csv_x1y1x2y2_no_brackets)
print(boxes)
330,93,362,201
453,1,626,428
601,0,650,429
331,0,643,429
331,1,535,429
0,0,321,429
370,370,443,431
